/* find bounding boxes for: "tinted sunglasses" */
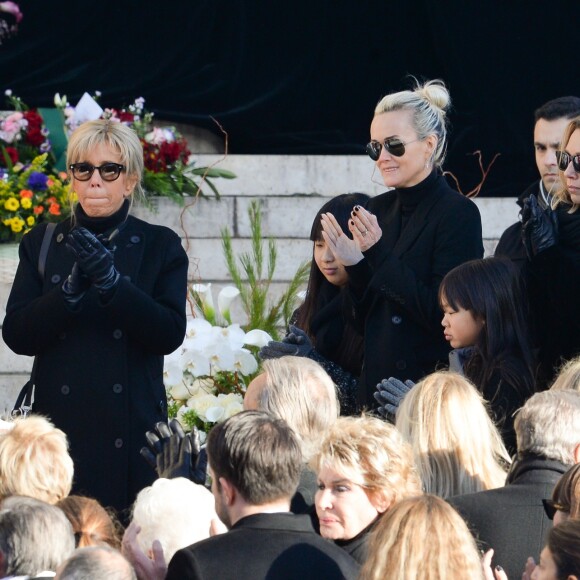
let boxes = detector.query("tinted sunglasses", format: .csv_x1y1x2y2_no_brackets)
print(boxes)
69,162,126,182
542,498,569,520
365,138,419,161
555,151,580,172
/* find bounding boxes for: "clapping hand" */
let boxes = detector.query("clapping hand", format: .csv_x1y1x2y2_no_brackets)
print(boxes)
320,212,364,266
374,377,415,421
140,419,207,485
521,195,558,258
259,325,313,360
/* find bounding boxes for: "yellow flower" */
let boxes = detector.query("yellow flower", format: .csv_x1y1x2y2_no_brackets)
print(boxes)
21,197,32,209
3,218,13,226
26,216,35,226
4,198,20,211
10,217,25,233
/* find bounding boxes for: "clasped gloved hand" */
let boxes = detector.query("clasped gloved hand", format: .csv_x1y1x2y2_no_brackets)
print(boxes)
259,324,313,360
374,377,415,421
140,419,207,485
521,195,559,259
66,227,120,292
62,262,91,306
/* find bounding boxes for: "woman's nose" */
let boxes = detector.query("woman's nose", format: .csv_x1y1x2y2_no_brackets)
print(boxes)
316,489,332,510
441,314,448,327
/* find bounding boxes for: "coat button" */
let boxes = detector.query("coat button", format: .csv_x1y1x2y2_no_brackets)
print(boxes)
395,360,407,371
61,385,70,395
114,438,123,448
56,233,64,243
51,274,61,284
130,235,140,244
392,315,402,325
112,383,123,394
113,329,123,339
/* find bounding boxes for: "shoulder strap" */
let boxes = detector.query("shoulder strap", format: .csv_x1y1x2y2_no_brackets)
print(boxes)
38,222,56,279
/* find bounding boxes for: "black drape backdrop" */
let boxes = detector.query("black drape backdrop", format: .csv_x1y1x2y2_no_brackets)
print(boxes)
1,0,576,196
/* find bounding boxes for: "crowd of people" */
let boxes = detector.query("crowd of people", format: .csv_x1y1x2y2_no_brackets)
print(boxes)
1,79,580,578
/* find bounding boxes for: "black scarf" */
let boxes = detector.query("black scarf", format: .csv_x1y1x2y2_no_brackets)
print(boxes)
74,199,130,236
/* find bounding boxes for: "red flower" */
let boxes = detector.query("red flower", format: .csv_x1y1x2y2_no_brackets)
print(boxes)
23,110,46,147
33,205,44,215
117,111,135,123
2,146,18,165
48,203,60,216
19,189,33,198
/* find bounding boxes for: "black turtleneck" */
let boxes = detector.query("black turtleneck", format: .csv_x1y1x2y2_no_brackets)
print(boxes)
74,199,130,236
397,169,437,232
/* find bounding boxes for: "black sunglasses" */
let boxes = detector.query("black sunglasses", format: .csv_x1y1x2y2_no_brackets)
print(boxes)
555,151,580,173
542,498,569,520
69,162,126,182
365,138,419,161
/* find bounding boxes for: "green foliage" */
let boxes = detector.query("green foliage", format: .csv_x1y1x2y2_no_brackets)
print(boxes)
221,200,309,340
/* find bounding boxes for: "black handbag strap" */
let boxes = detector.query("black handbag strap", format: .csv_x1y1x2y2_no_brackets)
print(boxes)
38,222,56,279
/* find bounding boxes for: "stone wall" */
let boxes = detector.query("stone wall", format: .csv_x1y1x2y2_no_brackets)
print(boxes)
0,155,520,411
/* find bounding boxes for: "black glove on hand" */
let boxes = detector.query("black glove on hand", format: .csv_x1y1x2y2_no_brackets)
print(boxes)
140,419,206,485
61,262,90,305
259,325,313,360
66,227,120,292
521,195,559,258
374,377,415,421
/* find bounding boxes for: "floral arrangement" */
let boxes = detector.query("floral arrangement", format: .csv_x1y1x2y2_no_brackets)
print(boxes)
163,284,272,440
56,92,235,204
0,1,22,45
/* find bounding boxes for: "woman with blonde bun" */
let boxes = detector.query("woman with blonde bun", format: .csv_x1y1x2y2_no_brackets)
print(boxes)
359,494,485,580
396,371,510,498
321,79,483,408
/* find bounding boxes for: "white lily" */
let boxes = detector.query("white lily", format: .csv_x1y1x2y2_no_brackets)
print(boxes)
217,286,240,324
191,283,215,322
244,329,273,348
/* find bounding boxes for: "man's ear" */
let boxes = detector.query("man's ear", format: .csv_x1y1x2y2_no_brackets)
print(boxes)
573,443,580,464
219,477,236,506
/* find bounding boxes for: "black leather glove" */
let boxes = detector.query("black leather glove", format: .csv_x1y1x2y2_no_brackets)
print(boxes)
66,227,120,292
521,195,559,258
374,377,415,421
259,324,313,360
61,262,90,305
140,419,207,485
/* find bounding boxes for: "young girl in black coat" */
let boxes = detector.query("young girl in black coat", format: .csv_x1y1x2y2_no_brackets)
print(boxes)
260,193,369,414
438,257,536,454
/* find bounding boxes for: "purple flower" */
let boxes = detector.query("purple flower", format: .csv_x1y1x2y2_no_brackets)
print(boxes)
27,171,48,190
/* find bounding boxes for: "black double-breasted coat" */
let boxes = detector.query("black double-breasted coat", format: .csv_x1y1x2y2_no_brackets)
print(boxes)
346,171,484,405
2,211,188,515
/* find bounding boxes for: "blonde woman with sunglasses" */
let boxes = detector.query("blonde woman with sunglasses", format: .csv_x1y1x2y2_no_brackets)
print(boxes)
320,78,483,408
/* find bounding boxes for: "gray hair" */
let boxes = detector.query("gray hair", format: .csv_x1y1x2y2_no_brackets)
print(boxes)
514,390,580,464
374,78,451,168
56,546,136,580
0,496,75,577
258,357,339,462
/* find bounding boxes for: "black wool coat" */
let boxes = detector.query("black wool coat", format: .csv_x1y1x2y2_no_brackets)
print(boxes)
346,171,484,405
2,214,188,515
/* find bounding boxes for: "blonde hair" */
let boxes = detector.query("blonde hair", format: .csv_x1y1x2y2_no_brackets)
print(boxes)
0,415,73,504
310,416,421,507
553,116,580,213
374,79,450,168
131,477,216,562
551,356,580,392
258,357,339,462
66,119,144,200
360,494,484,580
396,371,510,498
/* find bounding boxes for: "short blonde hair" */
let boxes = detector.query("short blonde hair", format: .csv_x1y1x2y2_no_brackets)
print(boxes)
554,116,580,213
360,494,484,580
551,356,580,392
396,371,510,498
67,119,144,199
0,415,74,504
310,416,421,507
131,477,216,562
374,79,450,168
258,357,339,462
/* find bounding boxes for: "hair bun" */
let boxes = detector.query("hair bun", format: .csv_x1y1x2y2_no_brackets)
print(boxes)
416,79,450,113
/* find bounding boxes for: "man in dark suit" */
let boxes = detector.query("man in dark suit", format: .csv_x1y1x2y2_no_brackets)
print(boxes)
449,390,580,579
166,411,359,580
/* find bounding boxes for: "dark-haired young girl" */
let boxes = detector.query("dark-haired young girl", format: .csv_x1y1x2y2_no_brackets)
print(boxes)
260,193,369,414
439,257,536,454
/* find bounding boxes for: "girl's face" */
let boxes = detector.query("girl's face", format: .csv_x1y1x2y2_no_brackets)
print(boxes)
563,128,580,205
315,464,384,541
369,109,435,189
531,547,559,580
314,239,348,286
440,297,484,349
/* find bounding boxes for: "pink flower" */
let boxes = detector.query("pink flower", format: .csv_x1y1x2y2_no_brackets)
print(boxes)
0,112,27,143
0,2,23,23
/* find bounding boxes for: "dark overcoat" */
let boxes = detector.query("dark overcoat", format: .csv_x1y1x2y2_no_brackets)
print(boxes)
2,214,188,515
346,171,484,405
